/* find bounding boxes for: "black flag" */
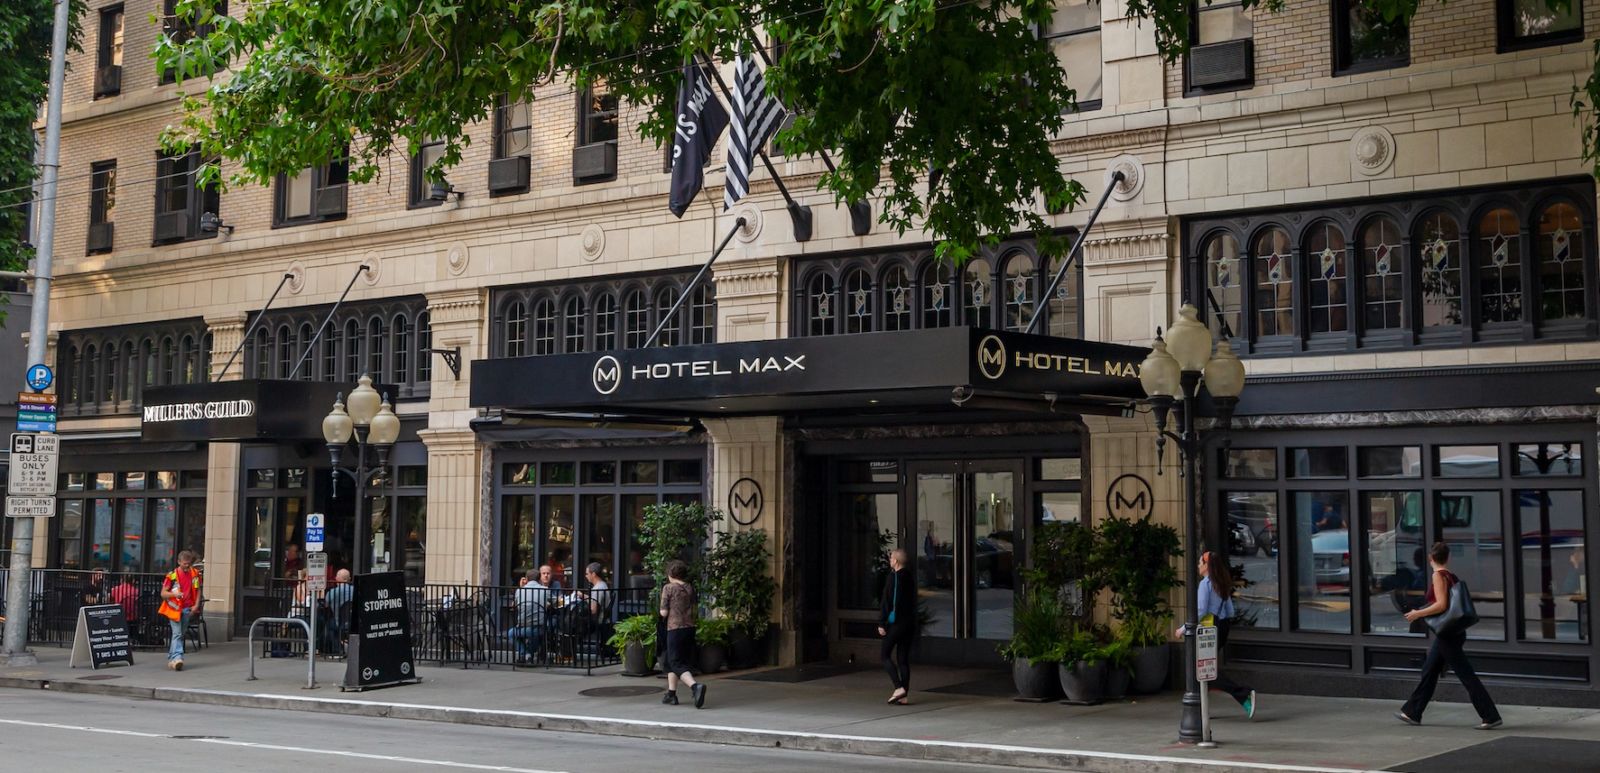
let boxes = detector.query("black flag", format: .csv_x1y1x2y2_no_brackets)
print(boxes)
668,61,729,218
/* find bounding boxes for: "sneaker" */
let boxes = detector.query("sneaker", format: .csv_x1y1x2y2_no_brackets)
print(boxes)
173,659,183,672
1394,711,1420,726
692,683,707,709
1477,719,1503,730
661,690,678,705
1242,690,1257,719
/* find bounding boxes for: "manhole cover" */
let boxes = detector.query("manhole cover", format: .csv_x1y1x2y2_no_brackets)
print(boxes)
578,686,661,698
77,675,123,681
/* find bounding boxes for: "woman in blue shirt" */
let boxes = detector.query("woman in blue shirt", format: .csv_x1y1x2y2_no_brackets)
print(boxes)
1176,551,1257,718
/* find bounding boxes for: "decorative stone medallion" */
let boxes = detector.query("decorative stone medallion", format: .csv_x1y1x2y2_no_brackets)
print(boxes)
445,241,470,276
580,224,605,262
1351,126,1396,177
1106,155,1145,202
733,204,763,244
285,262,306,294
360,253,382,285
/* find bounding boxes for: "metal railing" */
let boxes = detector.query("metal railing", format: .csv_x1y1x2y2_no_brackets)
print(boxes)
0,568,203,650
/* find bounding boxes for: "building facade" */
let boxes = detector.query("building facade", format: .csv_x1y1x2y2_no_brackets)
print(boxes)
20,0,1600,704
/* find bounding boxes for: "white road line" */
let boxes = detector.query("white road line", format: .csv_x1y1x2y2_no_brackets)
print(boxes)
0,718,567,773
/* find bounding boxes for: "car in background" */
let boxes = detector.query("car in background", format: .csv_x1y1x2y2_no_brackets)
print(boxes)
1312,529,1351,590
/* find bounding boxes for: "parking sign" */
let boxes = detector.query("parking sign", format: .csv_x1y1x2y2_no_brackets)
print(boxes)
8,433,59,496
305,512,325,553
1195,625,1218,682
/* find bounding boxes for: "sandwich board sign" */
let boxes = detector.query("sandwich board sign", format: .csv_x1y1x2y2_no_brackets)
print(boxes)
69,605,135,670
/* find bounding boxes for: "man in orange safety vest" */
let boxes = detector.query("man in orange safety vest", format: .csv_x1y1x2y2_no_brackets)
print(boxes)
160,550,203,671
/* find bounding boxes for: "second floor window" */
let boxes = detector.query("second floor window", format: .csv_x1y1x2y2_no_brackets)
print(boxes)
275,160,349,226
87,161,116,255
408,137,448,207
1186,0,1254,93
1043,0,1102,111
574,82,620,185
153,147,219,245
95,5,124,98
161,0,226,85
1334,0,1409,76
1498,0,1583,51
495,96,533,160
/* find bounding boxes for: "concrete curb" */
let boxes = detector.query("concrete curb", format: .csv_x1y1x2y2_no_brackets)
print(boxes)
0,677,1373,773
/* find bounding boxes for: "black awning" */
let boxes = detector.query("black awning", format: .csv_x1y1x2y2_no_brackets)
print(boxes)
470,328,1149,417
140,379,397,442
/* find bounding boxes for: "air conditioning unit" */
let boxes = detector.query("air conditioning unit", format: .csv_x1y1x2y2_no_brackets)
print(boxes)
86,221,114,253
488,155,531,194
572,142,617,184
153,211,190,243
94,65,122,98
313,183,348,218
1188,39,1254,90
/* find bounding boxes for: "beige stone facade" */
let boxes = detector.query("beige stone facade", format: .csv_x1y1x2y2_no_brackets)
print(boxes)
26,0,1599,688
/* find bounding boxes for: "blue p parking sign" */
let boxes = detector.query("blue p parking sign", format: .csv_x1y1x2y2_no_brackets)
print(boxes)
26,364,53,392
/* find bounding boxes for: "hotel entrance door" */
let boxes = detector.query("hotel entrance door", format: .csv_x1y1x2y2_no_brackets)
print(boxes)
908,460,1023,661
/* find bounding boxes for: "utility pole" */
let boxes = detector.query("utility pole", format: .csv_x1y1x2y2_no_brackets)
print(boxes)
2,0,71,666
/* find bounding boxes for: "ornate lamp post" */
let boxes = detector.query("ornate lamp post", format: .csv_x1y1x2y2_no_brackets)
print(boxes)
322,374,401,574
1138,304,1246,745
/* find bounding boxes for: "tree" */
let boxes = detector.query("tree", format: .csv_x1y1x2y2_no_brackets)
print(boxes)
157,0,1592,265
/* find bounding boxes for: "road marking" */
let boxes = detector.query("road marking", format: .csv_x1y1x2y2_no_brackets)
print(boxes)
0,718,567,773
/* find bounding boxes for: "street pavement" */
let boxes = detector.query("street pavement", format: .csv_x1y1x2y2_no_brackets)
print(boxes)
3,639,1600,772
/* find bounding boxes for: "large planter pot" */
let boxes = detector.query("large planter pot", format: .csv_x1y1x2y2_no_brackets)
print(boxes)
1131,645,1170,694
622,641,651,676
1011,657,1061,701
1104,665,1131,700
1059,660,1107,705
698,643,728,674
729,628,768,669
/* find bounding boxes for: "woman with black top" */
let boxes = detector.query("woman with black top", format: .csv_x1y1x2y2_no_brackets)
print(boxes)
1396,541,1502,729
659,560,706,708
878,548,917,705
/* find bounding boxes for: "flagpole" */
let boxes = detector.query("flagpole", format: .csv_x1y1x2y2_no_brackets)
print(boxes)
694,52,813,242
1023,170,1124,336
643,217,747,349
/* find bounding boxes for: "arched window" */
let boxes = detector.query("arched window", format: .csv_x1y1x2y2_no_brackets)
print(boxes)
623,289,650,348
254,328,270,379
921,261,952,328
276,325,294,379
344,319,363,374
200,332,212,383
806,272,837,336
1045,252,1082,338
1304,221,1348,334
145,339,162,386
963,259,994,328
655,286,682,347
84,344,98,405
1359,217,1404,333
532,297,557,355
296,323,314,380
690,283,715,344
159,336,177,385
103,343,119,404
1416,212,1462,328
122,341,137,400
392,314,410,384
881,264,912,331
323,324,340,382
1536,202,1585,322
417,312,433,381
593,293,617,350
65,346,80,404
368,318,385,377
563,295,587,353
180,334,198,384
504,301,528,357
1201,233,1242,340
1475,208,1523,324
1252,227,1294,337
1002,253,1035,332
843,268,873,334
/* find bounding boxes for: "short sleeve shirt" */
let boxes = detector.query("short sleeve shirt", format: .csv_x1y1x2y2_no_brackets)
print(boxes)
660,582,696,631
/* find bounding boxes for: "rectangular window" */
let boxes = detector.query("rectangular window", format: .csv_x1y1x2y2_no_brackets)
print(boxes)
398,495,426,585
1498,0,1583,51
1515,489,1585,641
58,500,85,570
408,137,448,207
120,498,146,572
504,463,535,486
1224,491,1279,629
275,159,348,226
1293,491,1351,633
1358,446,1422,478
504,494,537,581
1039,491,1082,523
153,147,219,245
580,494,616,578
494,96,533,159
1197,0,1252,44
95,5,124,98
179,497,206,560
1362,490,1425,635
1187,0,1254,93
578,83,619,146
1222,448,1277,479
1288,448,1347,479
160,1,226,84
542,494,576,587
90,498,114,569
87,160,117,255
1514,443,1583,476
541,462,576,486
1333,0,1409,76
1436,445,1501,478
839,493,899,609
1043,0,1102,110
1435,490,1506,639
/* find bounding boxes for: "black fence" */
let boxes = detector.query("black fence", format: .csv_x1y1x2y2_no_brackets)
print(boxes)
0,568,208,650
252,578,649,674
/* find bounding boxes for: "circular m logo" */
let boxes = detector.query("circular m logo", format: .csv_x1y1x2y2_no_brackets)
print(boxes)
728,477,764,525
1105,474,1154,519
977,334,1007,380
592,355,622,395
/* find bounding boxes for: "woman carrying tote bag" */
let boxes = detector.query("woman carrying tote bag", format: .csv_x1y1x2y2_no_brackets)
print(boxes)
1395,541,1502,729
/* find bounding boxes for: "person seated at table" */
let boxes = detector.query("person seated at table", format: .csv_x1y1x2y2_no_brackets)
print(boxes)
106,574,141,640
323,569,354,654
510,566,555,665
81,569,108,607
567,563,612,630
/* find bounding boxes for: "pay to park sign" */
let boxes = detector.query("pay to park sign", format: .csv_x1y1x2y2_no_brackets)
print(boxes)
343,571,418,692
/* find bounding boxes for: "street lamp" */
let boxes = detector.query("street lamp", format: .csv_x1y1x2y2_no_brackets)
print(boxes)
322,374,401,574
1138,303,1246,745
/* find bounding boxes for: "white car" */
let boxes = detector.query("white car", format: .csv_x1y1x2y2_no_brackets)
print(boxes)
1311,529,1351,588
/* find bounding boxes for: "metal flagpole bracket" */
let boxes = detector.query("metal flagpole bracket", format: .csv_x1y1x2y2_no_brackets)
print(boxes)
787,202,814,242
848,200,872,236
422,347,462,380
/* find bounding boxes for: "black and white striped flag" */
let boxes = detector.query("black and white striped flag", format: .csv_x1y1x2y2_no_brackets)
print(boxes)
724,54,788,211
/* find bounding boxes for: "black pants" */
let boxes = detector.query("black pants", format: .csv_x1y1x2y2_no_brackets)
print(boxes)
1210,621,1251,705
1402,630,1500,722
664,627,696,675
881,623,913,691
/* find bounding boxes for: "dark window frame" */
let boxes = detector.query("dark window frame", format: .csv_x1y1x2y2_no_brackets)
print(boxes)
1497,0,1585,52
408,137,448,209
152,146,220,246
576,84,619,147
273,158,349,227
1039,0,1103,112
58,319,210,417
1331,0,1410,76
160,0,226,85
243,297,432,398
95,5,125,98
494,95,533,160
1184,0,1255,95
87,159,117,255
491,272,710,357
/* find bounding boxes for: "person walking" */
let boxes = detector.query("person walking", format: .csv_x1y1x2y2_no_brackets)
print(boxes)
1179,551,1256,718
1396,542,1502,729
658,560,706,708
159,550,203,671
878,548,916,705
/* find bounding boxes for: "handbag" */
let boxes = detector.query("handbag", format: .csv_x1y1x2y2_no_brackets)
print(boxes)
1426,577,1479,636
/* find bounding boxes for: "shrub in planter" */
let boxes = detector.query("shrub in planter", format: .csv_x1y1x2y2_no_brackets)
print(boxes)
1094,514,1181,694
606,614,658,676
705,529,776,668
998,589,1071,700
1056,628,1107,705
695,616,732,674
1100,635,1134,700
639,502,716,669
1123,610,1171,694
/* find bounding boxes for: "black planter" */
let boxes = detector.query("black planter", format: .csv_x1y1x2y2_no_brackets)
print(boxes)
622,642,651,676
1011,657,1061,700
1104,665,1131,700
1059,660,1107,704
1131,645,1170,694
729,628,767,669
698,643,728,674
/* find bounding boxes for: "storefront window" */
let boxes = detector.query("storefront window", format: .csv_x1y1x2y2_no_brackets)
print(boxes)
119,499,145,572
1222,448,1276,479
1514,443,1582,476
841,493,899,609
1358,446,1422,478
1435,490,1505,640
1437,445,1500,478
541,462,575,486
1224,491,1279,629
244,498,273,587
664,459,702,484
1362,490,1424,635
543,494,576,587
1039,458,1082,481
59,500,84,569
90,499,113,569
622,461,659,485
505,463,535,485
1516,489,1586,641
581,493,617,579
622,494,654,590
504,495,537,582
1038,492,1082,523
1293,491,1351,633
249,468,277,488
152,498,178,570
153,471,178,490
1288,448,1347,479
582,461,617,485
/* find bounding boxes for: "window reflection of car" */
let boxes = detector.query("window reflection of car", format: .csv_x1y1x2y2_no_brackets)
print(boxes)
253,547,272,571
926,538,1013,589
1311,529,1351,589
1225,495,1277,556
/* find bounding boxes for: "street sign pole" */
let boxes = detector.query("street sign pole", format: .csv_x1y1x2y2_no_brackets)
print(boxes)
1195,624,1219,748
1,0,69,667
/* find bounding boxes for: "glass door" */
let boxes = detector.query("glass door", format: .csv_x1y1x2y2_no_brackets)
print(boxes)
909,460,1023,653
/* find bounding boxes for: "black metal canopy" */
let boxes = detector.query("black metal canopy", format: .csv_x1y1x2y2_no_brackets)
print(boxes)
470,327,1149,419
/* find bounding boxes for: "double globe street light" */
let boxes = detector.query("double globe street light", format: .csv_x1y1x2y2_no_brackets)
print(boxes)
1138,303,1246,745
322,374,401,575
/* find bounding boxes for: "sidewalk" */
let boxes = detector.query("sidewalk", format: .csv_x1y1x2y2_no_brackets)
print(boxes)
3,639,1597,773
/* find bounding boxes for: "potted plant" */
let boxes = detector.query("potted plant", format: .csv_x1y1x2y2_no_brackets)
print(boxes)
1100,632,1134,700
1057,626,1108,705
695,616,733,674
704,529,775,668
607,614,658,676
998,588,1069,700
1094,514,1182,694
639,501,716,669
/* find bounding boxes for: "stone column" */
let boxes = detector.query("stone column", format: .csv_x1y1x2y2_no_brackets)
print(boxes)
711,256,784,342
206,312,249,382
203,442,242,637
1080,218,1172,347
422,288,486,585
701,416,792,664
